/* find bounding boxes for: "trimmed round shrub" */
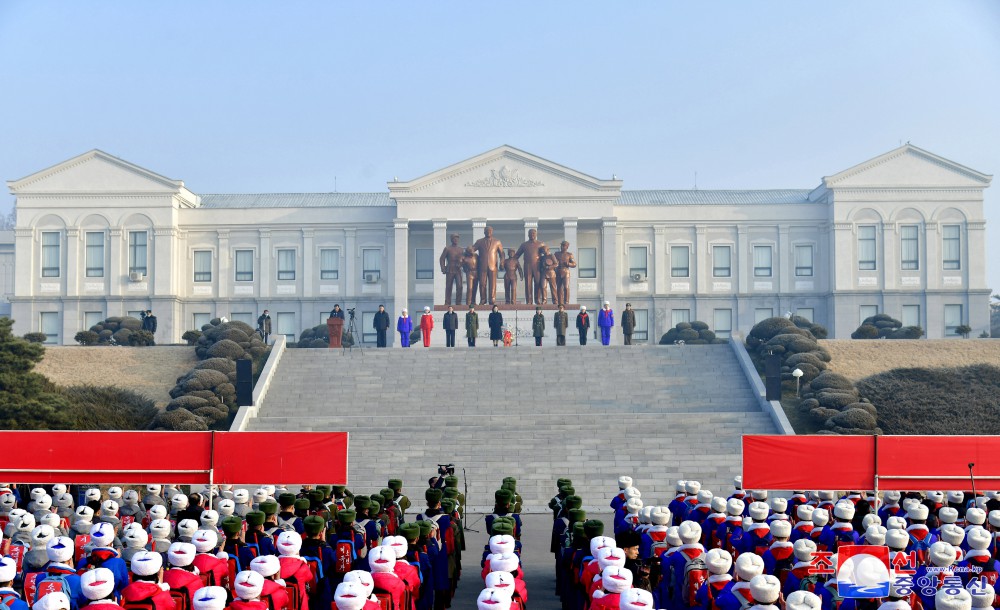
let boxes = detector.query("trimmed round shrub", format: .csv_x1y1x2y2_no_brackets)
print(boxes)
816,391,860,409
890,326,924,339
128,330,155,346
810,407,841,421
678,328,699,342
808,371,855,392
23,332,47,343
166,395,210,411
206,339,247,360
218,329,250,343
98,329,113,342
797,398,820,413
785,352,827,370
119,317,142,331
690,321,709,332
687,339,708,345
111,328,132,345
829,408,878,430
766,333,819,354
787,362,820,380
659,328,679,345
195,358,237,374
698,329,716,342
309,338,328,348
675,322,692,331
74,330,100,345
846,402,878,416
151,408,208,431
747,317,796,345
182,330,202,345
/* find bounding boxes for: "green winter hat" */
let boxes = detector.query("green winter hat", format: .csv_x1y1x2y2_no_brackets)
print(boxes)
221,516,243,536
316,485,332,498
258,501,278,516
278,493,296,507
444,476,459,488
294,498,310,511
490,520,514,536
400,522,420,542
369,497,383,513
557,478,572,488
303,516,326,535
572,522,587,548
495,489,513,504
308,490,325,505
354,496,371,511
568,508,587,524
246,511,266,527
336,509,356,525
441,498,457,513
332,485,347,495
442,488,459,499
564,495,583,510
416,519,433,537
502,477,517,489
380,489,394,504
583,519,605,538
388,480,403,491
561,486,576,497
425,489,443,504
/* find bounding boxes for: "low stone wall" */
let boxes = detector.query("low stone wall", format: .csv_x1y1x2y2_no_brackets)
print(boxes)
820,339,1000,380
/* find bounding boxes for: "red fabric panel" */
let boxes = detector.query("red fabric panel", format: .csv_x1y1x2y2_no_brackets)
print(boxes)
743,435,875,490
0,431,212,484
877,436,1000,490
212,432,348,485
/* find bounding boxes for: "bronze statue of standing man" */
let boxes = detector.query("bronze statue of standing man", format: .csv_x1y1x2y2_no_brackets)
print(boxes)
462,247,479,308
473,226,504,305
439,233,465,306
554,240,577,306
514,228,546,305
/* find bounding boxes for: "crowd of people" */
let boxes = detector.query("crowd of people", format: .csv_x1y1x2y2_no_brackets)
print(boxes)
0,475,526,610
547,477,1000,610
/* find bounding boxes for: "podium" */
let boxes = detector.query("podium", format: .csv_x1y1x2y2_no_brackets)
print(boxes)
327,317,344,348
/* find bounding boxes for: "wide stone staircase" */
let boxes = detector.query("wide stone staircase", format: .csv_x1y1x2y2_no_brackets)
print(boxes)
247,344,776,511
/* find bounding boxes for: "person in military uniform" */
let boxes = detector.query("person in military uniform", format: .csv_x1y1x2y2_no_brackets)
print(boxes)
300,516,334,610
388,480,409,522
401,522,433,610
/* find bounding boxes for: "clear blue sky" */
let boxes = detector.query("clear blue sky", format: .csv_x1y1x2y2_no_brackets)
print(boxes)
2,1,998,291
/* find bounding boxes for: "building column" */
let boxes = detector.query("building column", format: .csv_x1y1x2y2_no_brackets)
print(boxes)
393,219,409,346
217,230,230,299
778,224,790,294
258,230,271,299
882,223,896,291
432,219,447,305
694,225,707,295
65,228,80,297
967,221,986,290
108,228,123,297
737,226,749,294
924,222,938,290
301,229,314,298
600,217,618,344
832,223,853,292
563,217,578,305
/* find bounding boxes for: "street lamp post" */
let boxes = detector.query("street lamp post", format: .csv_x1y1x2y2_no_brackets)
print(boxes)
792,368,804,397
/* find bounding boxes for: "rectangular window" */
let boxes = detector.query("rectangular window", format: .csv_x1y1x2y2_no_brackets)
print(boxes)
85,232,104,278
39,312,59,344
713,245,731,278
633,309,649,342
362,248,381,280
276,312,296,341
795,245,814,277
84,311,103,330
41,231,60,277
942,225,961,270
235,250,254,282
753,245,772,277
860,305,879,325
944,304,963,336
128,310,145,320
193,313,211,331
670,246,690,278
755,308,774,324
320,248,340,280
415,248,434,280
362,311,377,344
578,248,597,278
193,250,212,282
671,309,690,327
628,246,648,278
276,249,295,281
229,312,254,326
128,231,147,275
714,309,733,339
900,225,919,270
901,305,920,328
858,225,877,270
796,308,814,323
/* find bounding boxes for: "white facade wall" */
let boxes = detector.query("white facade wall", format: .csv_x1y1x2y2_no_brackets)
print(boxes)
4,145,991,344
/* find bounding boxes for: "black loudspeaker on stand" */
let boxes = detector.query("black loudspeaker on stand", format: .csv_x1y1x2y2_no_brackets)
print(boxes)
764,352,782,402
236,358,253,407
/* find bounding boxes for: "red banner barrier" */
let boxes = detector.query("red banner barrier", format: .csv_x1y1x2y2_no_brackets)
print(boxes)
0,431,348,485
743,435,1000,491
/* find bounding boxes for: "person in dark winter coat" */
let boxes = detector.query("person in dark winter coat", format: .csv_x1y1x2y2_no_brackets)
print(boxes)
465,306,479,347
576,306,590,345
329,305,345,319
532,307,545,346
257,310,271,343
621,303,636,345
141,310,157,334
442,306,459,348
373,305,391,348
488,305,504,347
554,304,568,346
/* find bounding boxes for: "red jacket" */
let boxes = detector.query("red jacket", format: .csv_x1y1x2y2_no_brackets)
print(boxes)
278,557,313,610
227,602,268,610
260,579,290,610
192,555,229,588
420,315,433,332
163,569,202,602
393,562,421,599
372,573,407,610
121,581,176,610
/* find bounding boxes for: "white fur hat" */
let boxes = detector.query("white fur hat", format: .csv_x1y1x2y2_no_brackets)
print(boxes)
252,489,269,504
149,518,172,540
940,524,965,547
54,493,73,509
989,510,1000,528
907,504,930,521
30,488,47,502
0,557,18,583
623,487,641,500
862,514,882,530
751,490,769,501
621,588,655,610
234,570,265,601
131,550,163,576
929,541,957,568
626,498,643,514
384,535,408,560
885,528,910,550
81,567,115,601
883,491,902,504
16,513,36,532
749,574,782,604
770,497,788,513
833,501,855,521
171,494,189,510
967,507,986,526
936,589,973,610
33,592,70,610
596,546,626,570
947,491,965,504
200,510,220,527
675,480,688,493
639,506,653,524
476,588,512,610
50,484,67,496
734,476,743,489
484,571,516,598
748,501,769,521
770,520,791,538
666,527,682,547
0,493,16,511
90,522,115,547
685,481,702,495
886,516,907,530
865,525,887,546
697,490,714,505
176,519,198,539
490,534,516,556
618,476,633,490
46,536,75,563
967,526,991,551
968,579,996,608
590,536,617,556
124,526,149,549
146,484,162,495
796,504,814,521
147,504,167,521
217,500,235,517
368,546,396,573
711,497,727,513
651,508,671,526
98,500,117,517
793,539,817,562
104,487,122,502
168,542,197,567
85,488,102,502
705,548,733,575
192,529,218,553
35,495,53,511
490,552,519,574
233,489,250,504
939,507,959,524
928,491,945,503
262,485,277,497
342,571,374,598
600,565,633,594
249,554,281,577
735,552,765,580
787,590,822,610
192,587,228,610
39,513,60,531
678,521,702,544
31,524,55,548
276,531,303,556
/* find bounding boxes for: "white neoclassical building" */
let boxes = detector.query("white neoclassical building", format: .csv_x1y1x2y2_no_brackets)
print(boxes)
2,143,992,345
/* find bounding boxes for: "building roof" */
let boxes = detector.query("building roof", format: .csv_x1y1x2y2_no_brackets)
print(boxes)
199,193,393,208
617,189,814,206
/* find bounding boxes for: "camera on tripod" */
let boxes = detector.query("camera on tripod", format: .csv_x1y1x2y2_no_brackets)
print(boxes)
437,463,456,476
347,307,356,319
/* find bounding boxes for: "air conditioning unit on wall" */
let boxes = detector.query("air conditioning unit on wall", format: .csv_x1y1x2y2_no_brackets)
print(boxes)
630,272,646,282
128,271,144,282
364,273,379,284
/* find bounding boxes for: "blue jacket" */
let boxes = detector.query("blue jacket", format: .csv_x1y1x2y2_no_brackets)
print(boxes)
598,308,614,327
397,316,412,333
